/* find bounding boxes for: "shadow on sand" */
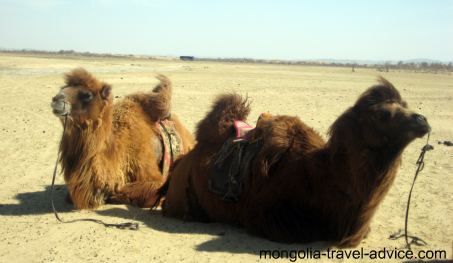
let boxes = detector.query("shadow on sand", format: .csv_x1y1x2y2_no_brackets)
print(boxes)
96,206,329,255
0,184,73,216
1,185,329,255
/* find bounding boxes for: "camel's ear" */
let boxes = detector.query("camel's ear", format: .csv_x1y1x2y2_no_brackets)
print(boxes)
101,84,111,100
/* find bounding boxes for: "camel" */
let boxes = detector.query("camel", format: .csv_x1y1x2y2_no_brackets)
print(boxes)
157,77,430,247
51,68,194,209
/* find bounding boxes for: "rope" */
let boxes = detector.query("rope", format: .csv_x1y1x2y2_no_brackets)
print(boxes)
389,133,433,249
50,102,139,231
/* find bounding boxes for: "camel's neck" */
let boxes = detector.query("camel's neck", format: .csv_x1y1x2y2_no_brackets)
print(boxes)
324,136,404,243
325,109,405,202
327,138,403,202
60,110,115,176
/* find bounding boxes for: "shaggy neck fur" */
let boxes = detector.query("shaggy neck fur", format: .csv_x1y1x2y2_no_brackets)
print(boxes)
60,105,113,174
59,103,118,208
325,109,406,245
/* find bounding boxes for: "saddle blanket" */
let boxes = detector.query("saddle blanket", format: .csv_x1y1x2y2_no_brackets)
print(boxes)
208,120,262,202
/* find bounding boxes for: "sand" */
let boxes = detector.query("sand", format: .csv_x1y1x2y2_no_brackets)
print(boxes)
0,53,451,262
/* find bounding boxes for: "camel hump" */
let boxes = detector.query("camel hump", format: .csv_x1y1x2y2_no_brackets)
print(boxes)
196,93,251,145
151,74,172,103
153,74,171,93
376,76,395,88
127,74,172,122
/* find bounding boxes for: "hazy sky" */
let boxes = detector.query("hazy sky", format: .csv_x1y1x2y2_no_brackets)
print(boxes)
1,0,452,61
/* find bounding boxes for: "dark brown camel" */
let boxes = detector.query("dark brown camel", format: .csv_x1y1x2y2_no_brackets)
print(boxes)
157,77,430,247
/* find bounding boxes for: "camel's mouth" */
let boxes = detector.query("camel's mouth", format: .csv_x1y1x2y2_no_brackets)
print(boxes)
51,92,70,116
410,114,430,137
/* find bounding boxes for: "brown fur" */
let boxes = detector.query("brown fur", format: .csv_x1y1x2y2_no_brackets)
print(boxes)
52,68,194,209
159,78,430,247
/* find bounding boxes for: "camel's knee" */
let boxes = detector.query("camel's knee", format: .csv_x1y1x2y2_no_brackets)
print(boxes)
67,184,105,209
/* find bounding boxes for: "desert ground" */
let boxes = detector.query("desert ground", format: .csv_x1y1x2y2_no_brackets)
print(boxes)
0,53,451,262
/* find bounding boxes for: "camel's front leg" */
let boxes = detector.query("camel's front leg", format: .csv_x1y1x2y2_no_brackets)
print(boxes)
66,182,107,209
109,181,164,208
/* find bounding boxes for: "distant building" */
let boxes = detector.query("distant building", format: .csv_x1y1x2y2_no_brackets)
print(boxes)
180,56,194,61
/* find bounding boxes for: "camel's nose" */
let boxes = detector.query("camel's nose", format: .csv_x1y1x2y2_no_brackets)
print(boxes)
52,92,66,102
411,113,430,133
412,113,427,125
51,90,71,116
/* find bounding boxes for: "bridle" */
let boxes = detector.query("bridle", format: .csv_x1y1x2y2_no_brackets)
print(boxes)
389,133,433,249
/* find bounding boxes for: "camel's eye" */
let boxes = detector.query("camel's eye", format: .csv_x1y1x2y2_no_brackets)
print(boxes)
78,91,93,104
378,110,391,121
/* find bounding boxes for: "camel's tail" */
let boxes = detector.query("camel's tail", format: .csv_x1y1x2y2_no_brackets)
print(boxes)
196,93,251,146
128,74,172,122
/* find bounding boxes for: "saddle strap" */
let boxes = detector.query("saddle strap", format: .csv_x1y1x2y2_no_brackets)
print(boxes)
158,119,183,177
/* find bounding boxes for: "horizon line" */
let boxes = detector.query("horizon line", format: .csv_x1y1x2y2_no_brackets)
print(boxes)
1,48,452,65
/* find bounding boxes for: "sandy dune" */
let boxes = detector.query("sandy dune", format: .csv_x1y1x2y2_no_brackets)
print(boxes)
0,53,451,262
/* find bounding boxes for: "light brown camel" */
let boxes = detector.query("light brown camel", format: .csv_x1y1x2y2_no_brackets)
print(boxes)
51,68,194,209
157,77,430,247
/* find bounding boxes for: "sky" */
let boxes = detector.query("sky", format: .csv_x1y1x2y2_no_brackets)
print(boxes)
0,0,452,61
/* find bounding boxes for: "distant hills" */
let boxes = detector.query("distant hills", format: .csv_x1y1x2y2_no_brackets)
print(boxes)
307,58,449,65
1,48,452,69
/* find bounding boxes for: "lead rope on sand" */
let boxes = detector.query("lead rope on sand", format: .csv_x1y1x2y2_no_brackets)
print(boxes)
389,133,433,249
50,102,139,230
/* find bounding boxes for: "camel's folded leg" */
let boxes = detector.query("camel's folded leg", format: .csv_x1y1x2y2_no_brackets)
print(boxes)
109,181,163,208
244,201,333,244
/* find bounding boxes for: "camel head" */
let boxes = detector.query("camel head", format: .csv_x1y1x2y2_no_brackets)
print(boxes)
351,77,430,149
51,68,112,126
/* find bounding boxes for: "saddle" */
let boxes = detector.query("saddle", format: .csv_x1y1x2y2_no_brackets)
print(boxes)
208,120,262,202
157,119,183,177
